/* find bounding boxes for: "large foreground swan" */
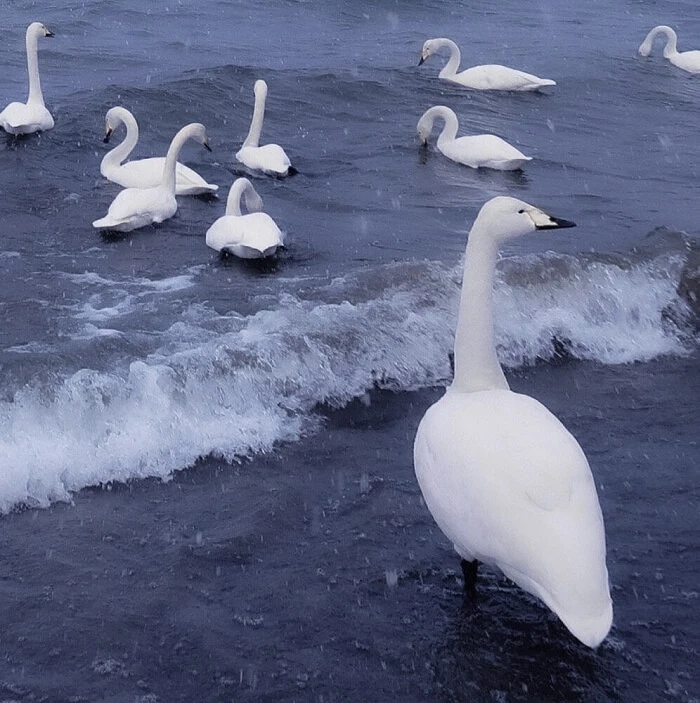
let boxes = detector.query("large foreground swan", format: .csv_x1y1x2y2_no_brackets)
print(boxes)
236,80,294,177
638,25,700,74
418,105,531,171
206,177,284,258
100,107,218,195
419,37,556,91
93,123,211,233
413,197,612,649
0,22,54,135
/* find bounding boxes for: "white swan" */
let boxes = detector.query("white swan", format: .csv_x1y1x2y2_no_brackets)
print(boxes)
418,105,532,171
0,22,54,135
419,38,556,91
93,123,211,233
638,25,700,74
236,80,293,177
100,107,218,195
413,197,612,649
206,178,284,258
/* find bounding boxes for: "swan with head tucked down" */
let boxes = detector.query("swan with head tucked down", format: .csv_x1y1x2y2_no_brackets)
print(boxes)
638,25,700,74
93,123,211,233
206,177,284,258
0,22,54,135
413,197,612,649
236,80,293,177
419,38,556,91
100,107,218,195
418,105,531,171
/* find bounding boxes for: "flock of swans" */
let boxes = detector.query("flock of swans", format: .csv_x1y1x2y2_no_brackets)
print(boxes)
3,18,695,650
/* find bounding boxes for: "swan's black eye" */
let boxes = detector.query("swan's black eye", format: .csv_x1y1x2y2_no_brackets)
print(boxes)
517,209,525,214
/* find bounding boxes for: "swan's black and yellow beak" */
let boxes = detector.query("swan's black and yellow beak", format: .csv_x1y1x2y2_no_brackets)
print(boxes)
203,140,212,152
535,215,576,230
45,28,55,38
103,127,113,144
418,55,426,66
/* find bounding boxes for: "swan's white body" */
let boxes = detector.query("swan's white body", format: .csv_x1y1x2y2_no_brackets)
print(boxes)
0,22,54,135
638,25,700,74
100,107,218,195
206,178,284,258
93,123,210,233
419,38,556,91
236,80,293,177
418,105,531,171
413,197,612,649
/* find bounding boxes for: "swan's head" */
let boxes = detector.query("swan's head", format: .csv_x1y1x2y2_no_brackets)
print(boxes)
471,196,575,243
417,105,452,145
419,39,445,65
254,79,268,97
419,40,433,65
185,122,212,151
103,106,133,142
28,22,54,39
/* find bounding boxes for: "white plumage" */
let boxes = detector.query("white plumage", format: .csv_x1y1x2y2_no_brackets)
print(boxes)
206,178,284,258
419,37,555,91
92,123,211,233
413,196,612,649
236,79,293,177
417,105,531,171
100,107,218,195
0,22,55,135
638,25,700,74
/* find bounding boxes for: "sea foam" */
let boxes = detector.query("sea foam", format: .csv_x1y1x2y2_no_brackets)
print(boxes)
0,245,695,513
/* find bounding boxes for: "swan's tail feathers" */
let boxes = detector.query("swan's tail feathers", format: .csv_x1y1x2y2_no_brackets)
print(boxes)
557,601,614,649
92,215,131,231
540,79,556,87
493,156,533,171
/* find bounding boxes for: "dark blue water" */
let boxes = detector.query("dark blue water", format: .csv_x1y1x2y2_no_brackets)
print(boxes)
0,1,698,700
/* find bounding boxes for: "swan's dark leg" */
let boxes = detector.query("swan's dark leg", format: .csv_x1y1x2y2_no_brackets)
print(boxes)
461,558,479,598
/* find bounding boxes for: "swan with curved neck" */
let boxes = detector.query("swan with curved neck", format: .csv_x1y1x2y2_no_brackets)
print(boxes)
413,197,612,649
0,22,55,135
100,107,218,195
93,123,211,232
419,37,556,91
236,79,293,177
417,105,531,171
638,25,700,74
206,177,284,258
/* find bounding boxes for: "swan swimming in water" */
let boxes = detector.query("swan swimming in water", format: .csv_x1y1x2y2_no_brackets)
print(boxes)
0,22,55,135
92,123,211,233
100,107,218,195
206,177,284,258
413,197,612,649
236,79,294,177
419,37,556,91
417,105,532,171
638,25,700,74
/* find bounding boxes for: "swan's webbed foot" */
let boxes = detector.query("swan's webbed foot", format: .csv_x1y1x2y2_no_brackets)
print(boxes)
460,558,478,599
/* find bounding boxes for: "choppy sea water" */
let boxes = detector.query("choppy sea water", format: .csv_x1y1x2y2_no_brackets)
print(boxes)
0,0,698,701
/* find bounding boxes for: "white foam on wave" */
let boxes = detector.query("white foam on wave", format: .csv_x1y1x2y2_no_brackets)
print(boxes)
0,250,695,513
495,251,691,366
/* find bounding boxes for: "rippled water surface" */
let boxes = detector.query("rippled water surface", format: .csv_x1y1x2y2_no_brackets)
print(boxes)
0,0,698,701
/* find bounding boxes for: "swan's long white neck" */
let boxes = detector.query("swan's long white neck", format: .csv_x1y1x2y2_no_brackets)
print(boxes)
102,109,139,170
422,106,459,147
26,26,45,106
161,124,200,193
243,81,267,148
225,178,263,216
641,25,679,58
452,220,509,393
435,38,462,78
